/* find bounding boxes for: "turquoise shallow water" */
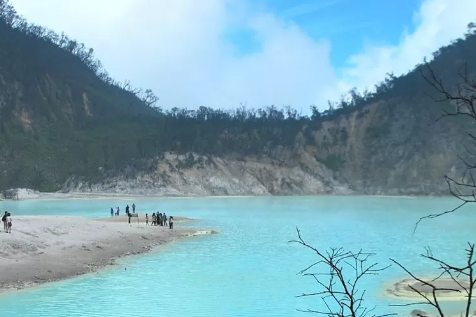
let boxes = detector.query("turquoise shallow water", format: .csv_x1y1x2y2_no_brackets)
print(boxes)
0,196,474,316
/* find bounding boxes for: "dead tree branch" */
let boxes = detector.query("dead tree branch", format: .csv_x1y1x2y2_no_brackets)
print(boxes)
414,59,476,232
389,243,475,317
290,228,395,317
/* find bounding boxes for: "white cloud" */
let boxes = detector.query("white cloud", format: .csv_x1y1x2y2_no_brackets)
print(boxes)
8,0,476,111
337,0,476,96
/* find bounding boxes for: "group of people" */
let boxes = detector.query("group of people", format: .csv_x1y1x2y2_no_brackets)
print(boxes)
108,204,174,229
146,212,174,229
1,211,12,233
110,203,136,217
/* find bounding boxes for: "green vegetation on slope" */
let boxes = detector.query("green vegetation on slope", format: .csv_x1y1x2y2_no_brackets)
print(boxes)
0,0,475,191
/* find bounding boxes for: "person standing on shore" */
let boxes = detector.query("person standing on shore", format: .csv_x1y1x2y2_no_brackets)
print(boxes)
169,216,174,229
145,213,149,225
126,205,131,224
110,207,114,217
6,212,12,233
1,211,7,232
163,213,167,227
116,207,120,216
132,203,136,213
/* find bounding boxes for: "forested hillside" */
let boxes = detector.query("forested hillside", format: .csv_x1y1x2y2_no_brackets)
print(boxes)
0,0,475,195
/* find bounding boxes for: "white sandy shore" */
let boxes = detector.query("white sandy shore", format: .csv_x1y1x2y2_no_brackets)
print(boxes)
0,215,215,293
0,188,444,201
1,189,258,201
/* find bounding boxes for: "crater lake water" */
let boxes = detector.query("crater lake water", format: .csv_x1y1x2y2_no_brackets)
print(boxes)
0,196,474,317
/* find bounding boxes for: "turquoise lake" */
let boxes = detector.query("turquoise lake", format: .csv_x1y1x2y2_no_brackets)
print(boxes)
0,196,474,316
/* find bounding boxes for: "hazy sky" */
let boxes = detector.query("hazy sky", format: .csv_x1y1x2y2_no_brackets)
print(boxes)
9,0,476,111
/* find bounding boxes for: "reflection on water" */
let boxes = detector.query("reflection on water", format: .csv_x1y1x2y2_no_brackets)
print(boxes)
0,196,474,316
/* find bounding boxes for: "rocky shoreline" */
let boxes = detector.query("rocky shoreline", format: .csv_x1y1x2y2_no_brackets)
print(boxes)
0,187,447,201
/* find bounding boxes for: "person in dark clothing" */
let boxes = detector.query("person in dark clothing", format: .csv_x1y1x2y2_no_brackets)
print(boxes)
125,205,130,215
1,211,7,232
132,203,136,213
169,216,174,229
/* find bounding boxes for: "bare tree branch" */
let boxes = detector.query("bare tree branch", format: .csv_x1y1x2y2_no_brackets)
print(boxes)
290,228,395,317
414,58,476,232
413,200,467,235
389,243,475,317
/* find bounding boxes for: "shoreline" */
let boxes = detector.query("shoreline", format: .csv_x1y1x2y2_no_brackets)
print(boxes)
0,189,452,201
0,215,216,294
1,190,256,201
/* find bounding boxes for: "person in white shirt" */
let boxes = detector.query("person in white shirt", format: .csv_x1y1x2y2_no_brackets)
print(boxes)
6,213,12,234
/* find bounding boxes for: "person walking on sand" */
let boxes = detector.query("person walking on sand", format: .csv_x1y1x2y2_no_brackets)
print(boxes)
126,205,130,216
116,207,120,216
145,213,149,225
110,207,114,217
132,203,136,213
6,212,12,234
169,216,174,229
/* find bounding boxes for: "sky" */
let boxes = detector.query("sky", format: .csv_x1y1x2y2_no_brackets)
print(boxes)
9,0,476,111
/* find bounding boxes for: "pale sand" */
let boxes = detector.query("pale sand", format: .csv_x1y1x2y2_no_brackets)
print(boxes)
385,277,475,301
7,191,257,201
0,215,215,293
3,189,443,201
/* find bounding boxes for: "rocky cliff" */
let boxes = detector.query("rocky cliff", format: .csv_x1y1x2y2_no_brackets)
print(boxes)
307,100,472,195
60,152,353,196
61,106,470,197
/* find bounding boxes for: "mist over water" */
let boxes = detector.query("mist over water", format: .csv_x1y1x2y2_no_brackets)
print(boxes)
0,196,474,317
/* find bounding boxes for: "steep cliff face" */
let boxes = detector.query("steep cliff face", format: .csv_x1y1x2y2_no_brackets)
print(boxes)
308,100,471,195
61,152,353,196
63,103,469,196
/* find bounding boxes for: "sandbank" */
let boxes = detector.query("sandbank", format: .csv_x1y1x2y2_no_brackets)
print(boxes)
0,215,215,293
385,277,474,301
